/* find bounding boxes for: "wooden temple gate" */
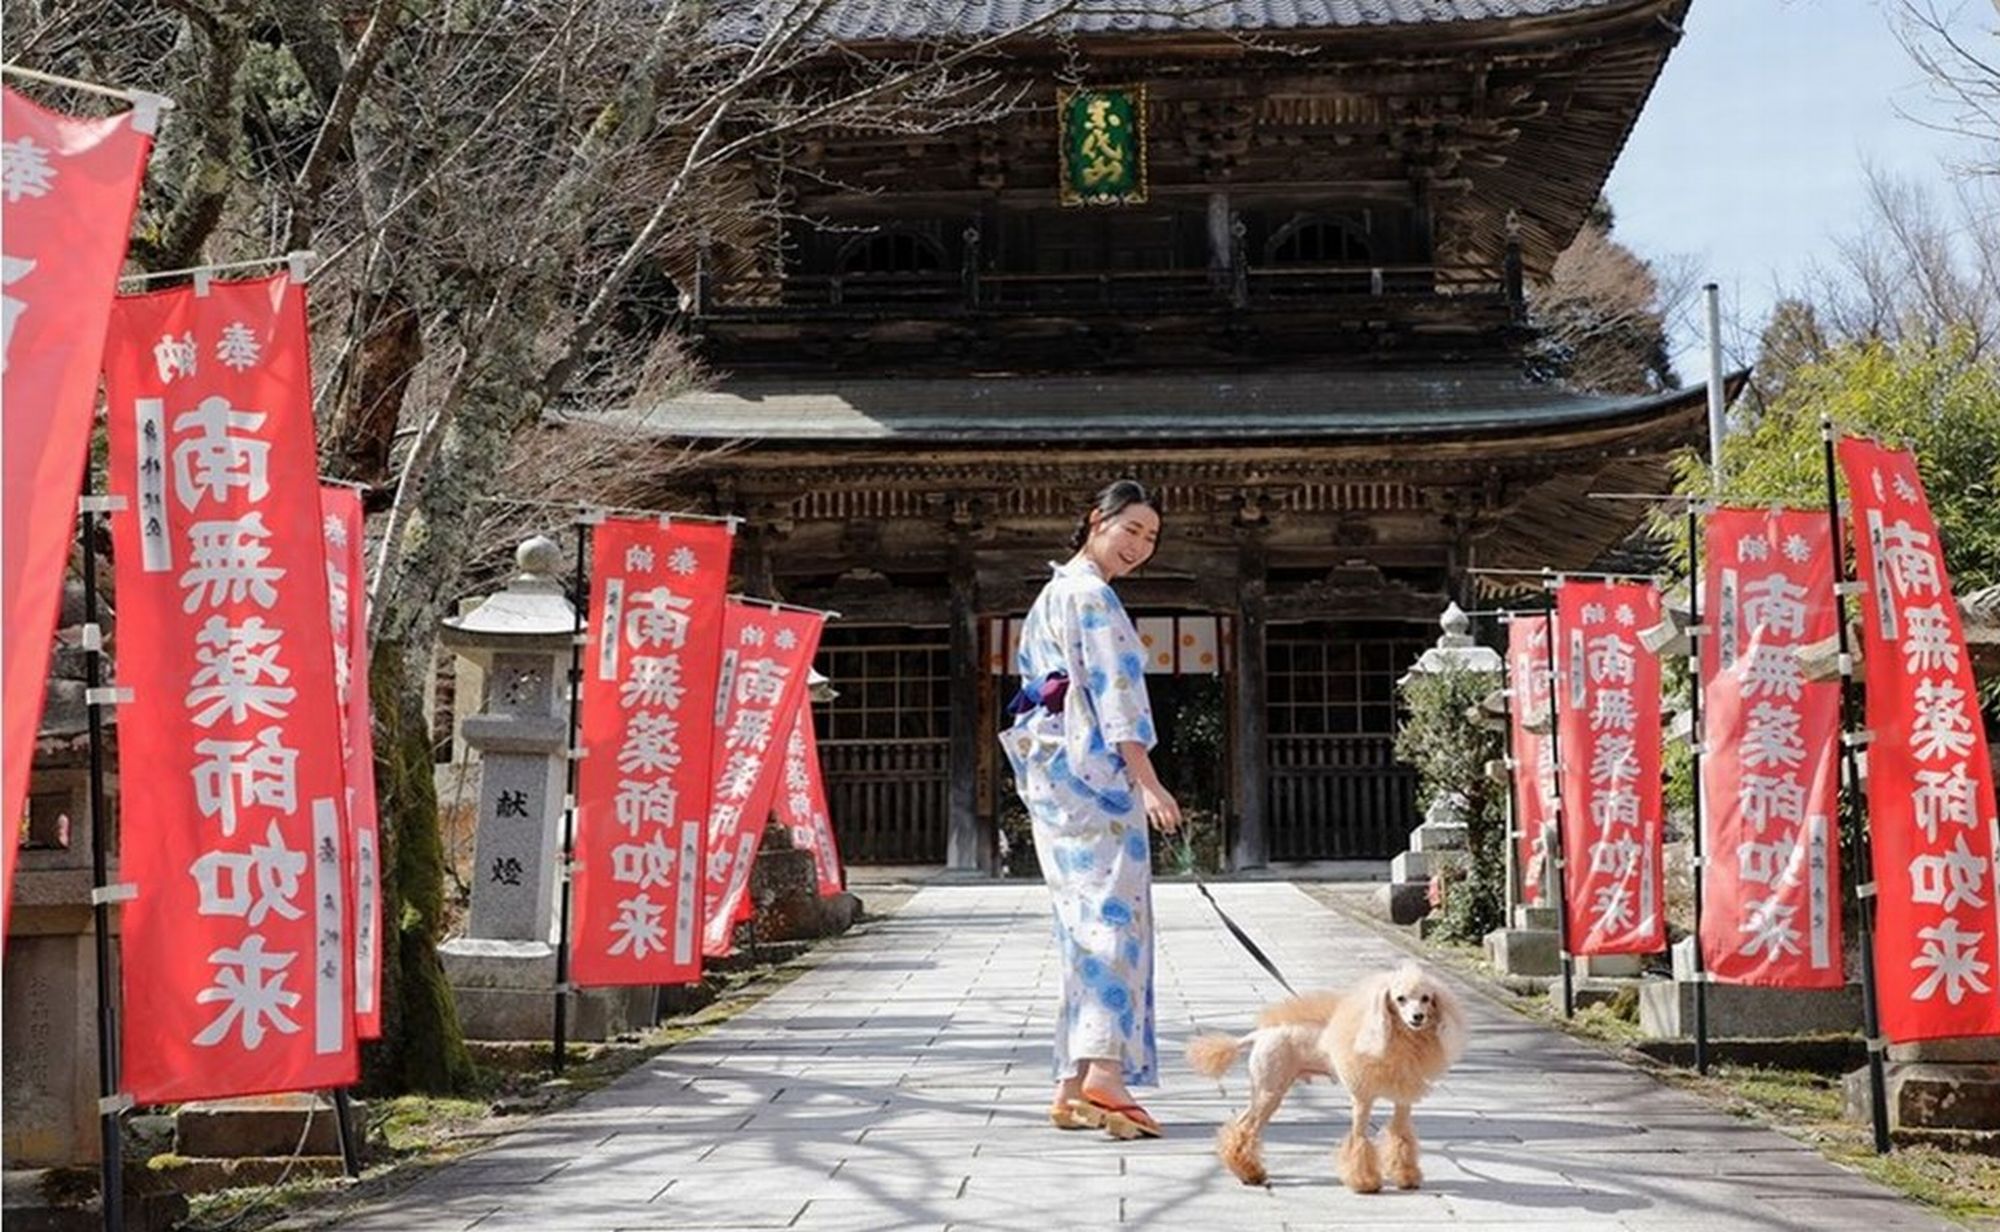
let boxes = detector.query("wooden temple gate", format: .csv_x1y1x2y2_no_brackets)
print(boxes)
612,0,1714,870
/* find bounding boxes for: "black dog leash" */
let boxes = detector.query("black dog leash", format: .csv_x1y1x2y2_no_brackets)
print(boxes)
1188,871,1300,997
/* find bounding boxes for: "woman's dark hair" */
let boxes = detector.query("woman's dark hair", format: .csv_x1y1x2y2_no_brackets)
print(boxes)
1069,478,1160,551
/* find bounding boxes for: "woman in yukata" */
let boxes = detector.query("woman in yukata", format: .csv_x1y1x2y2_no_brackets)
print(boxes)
1000,478,1182,1141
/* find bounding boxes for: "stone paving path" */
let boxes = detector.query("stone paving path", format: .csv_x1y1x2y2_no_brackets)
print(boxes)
328,884,1955,1231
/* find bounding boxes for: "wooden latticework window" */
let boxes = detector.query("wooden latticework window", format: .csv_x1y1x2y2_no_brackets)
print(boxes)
814,626,950,863
1265,621,1431,860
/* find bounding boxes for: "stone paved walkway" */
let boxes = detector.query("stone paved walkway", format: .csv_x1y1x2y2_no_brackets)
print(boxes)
327,884,1954,1231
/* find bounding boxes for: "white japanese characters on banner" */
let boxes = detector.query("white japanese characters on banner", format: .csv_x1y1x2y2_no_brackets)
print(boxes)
771,705,843,896
1506,615,1557,907
321,485,384,1036
1555,580,1666,956
572,518,733,988
1840,436,2000,1041
1,86,156,929
703,601,826,957
1699,507,1843,987
104,272,356,1101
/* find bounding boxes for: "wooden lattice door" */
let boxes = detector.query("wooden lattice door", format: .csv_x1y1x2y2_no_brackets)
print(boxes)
1264,621,1431,859
814,626,951,863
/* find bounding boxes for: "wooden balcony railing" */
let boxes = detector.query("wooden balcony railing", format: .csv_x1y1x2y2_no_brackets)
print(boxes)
693,253,1520,321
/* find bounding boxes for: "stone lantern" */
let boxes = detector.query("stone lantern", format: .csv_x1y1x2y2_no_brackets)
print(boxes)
1372,603,1505,926
435,536,648,1041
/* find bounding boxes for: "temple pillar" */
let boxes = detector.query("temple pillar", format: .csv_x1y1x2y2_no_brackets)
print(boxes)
946,524,984,873
1231,526,1270,870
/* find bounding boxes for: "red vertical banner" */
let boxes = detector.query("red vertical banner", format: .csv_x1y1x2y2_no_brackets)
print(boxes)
703,602,825,957
1699,508,1844,987
1507,615,1556,907
1841,437,2000,1041
104,273,357,1101
773,705,843,896
321,485,384,1037
571,517,733,987
1555,580,1666,955
2,87,156,926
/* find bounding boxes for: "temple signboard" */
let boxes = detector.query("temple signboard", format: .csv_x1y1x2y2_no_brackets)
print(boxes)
1058,85,1147,206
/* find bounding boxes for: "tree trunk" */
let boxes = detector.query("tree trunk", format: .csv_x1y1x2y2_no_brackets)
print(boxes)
328,285,425,488
362,642,477,1095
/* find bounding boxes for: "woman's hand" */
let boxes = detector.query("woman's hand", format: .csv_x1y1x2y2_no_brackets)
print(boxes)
1117,740,1181,834
1141,782,1182,835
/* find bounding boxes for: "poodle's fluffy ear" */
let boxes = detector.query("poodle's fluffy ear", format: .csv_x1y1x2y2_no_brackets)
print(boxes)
1350,971,1396,1058
1431,975,1470,1065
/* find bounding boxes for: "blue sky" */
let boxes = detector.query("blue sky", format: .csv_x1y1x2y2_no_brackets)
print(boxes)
1602,0,1976,379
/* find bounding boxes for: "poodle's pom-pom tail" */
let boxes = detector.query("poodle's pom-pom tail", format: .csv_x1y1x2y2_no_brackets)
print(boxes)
1187,1033,1245,1079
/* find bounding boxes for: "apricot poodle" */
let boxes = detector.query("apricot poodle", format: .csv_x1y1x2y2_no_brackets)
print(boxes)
1187,961,1468,1193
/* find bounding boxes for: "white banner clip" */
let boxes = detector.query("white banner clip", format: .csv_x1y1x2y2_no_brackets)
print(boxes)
1842,730,1876,748
127,91,168,136
576,507,608,526
1856,880,1878,900
98,1092,136,1116
1835,581,1868,597
90,883,138,906
78,494,127,515
81,623,104,652
84,687,132,707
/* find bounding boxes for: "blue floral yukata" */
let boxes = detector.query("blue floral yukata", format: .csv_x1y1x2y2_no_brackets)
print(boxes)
1000,557,1159,1087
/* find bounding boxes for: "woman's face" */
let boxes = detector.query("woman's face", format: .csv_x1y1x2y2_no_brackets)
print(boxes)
1086,502,1160,580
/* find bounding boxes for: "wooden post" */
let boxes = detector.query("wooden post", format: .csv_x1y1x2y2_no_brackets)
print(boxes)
946,528,984,872
1207,192,1232,296
1231,529,1270,870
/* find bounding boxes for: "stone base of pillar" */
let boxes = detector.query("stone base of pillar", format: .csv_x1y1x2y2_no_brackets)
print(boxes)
1483,926,1561,977
1844,1037,2000,1131
749,847,862,943
1638,979,1863,1040
1370,881,1432,926
1515,904,1557,931
438,938,653,1042
1632,937,1860,1040
174,1092,359,1157
1573,953,1648,978
1547,976,1644,1013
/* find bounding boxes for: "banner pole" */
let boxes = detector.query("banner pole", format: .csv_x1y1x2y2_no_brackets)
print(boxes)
329,1088,361,1178
1542,588,1576,1019
1500,647,1520,924
79,473,126,1232
1686,507,1711,1076
551,520,590,1074
1820,419,1892,1155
